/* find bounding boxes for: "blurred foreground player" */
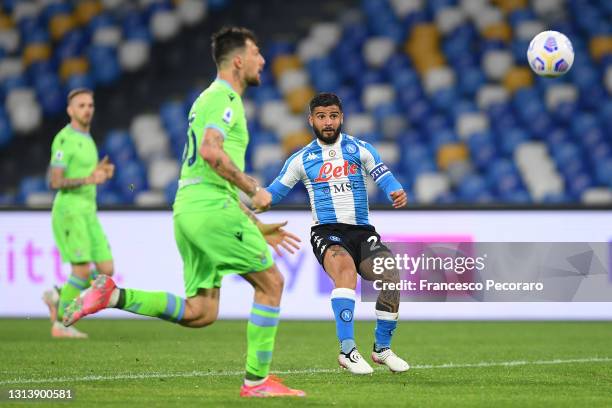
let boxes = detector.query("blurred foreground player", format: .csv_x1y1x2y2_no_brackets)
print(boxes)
63,27,305,398
43,88,115,338
266,93,409,374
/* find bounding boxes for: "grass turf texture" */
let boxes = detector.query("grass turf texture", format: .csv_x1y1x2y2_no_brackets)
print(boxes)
1,320,611,407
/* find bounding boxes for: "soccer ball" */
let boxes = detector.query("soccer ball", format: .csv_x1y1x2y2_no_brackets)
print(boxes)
527,31,574,77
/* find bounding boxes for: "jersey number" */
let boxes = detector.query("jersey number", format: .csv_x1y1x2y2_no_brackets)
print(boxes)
182,114,198,167
367,235,381,252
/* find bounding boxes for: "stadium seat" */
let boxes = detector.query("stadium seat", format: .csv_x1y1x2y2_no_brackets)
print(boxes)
414,172,451,203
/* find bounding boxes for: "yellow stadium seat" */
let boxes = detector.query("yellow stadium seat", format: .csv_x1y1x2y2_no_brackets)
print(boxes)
491,0,527,13
49,14,76,41
503,66,533,93
413,52,446,75
60,58,90,81
75,0,102,26
286,86,315,114
272,55,302,79
437,143,469,171
482,22,512,43
0,13,14,30
409,23,440,44
589,36,612,61
282,130,312,155
23,44,52,66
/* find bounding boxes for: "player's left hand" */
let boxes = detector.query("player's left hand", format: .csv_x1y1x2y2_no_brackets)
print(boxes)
258,221,301,256
390,189,408,208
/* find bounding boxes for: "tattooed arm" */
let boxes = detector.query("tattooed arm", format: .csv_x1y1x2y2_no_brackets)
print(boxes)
49,157,112,190
199,128,271,211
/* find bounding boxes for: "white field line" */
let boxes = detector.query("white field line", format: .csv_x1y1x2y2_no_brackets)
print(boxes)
1,357,610,386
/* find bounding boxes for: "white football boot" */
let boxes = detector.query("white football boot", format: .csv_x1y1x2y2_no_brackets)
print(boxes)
338,348,374,374
371,347,410,373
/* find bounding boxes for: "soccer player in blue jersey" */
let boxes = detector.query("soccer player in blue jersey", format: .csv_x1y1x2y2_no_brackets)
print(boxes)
266,93,409,374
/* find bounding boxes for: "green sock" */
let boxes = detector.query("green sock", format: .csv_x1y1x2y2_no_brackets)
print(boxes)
119,289,185,322
57,273,91,321
245,303,280,379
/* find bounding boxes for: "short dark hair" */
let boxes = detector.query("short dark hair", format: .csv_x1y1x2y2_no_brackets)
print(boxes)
211,26,257,66
67,87,93,104
309,92,343,113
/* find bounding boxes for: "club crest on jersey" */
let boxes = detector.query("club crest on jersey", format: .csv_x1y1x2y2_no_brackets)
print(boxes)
345,143,357,154
222,107,233,124
314,160,359,182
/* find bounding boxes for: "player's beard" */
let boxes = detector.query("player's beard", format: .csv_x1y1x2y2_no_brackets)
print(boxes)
313,124,342,144
76,114,92,129
245,69,261,87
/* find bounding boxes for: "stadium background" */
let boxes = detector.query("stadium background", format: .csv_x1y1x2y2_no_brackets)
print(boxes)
0,0,610,319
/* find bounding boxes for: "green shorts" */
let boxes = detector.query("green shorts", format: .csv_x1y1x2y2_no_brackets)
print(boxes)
51,209,112,264
173,205,274,296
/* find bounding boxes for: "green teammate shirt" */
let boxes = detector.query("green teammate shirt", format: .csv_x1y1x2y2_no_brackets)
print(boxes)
50,125,98,213
173,79,248,214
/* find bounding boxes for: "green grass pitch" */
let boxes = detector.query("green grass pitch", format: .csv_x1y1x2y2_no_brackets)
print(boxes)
1,319,611,407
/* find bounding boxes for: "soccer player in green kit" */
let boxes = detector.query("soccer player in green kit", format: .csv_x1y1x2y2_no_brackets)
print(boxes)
63,27,306,398
43,88,115,338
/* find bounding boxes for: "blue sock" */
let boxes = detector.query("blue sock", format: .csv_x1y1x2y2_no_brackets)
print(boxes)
374,310,398,351
331,288,356,354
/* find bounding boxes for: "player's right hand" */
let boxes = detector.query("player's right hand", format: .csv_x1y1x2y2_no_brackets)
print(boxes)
97,156,115,179
252,188,272,212
88,168,108,185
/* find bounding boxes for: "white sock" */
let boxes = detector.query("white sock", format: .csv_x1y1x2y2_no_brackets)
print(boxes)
108,288,120,308
244,376,268,387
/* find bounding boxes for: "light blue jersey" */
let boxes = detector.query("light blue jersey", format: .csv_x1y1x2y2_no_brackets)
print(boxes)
266,133,403,225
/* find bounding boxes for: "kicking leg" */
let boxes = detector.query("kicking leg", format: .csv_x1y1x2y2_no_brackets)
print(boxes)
63,274,219,327
360,254,409,372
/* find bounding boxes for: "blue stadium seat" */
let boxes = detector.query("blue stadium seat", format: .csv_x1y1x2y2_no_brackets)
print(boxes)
500,189,531,204
97,191,123,206
65,73,95,92
595,158,612,187
457,67,485,96
567,173,593,199
88,46,121,85
115,160,147,201
542,192,570,203
431,88,459,113
458,174,488,202
0,109,13,148
18,176,48,204
431,129,458,151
